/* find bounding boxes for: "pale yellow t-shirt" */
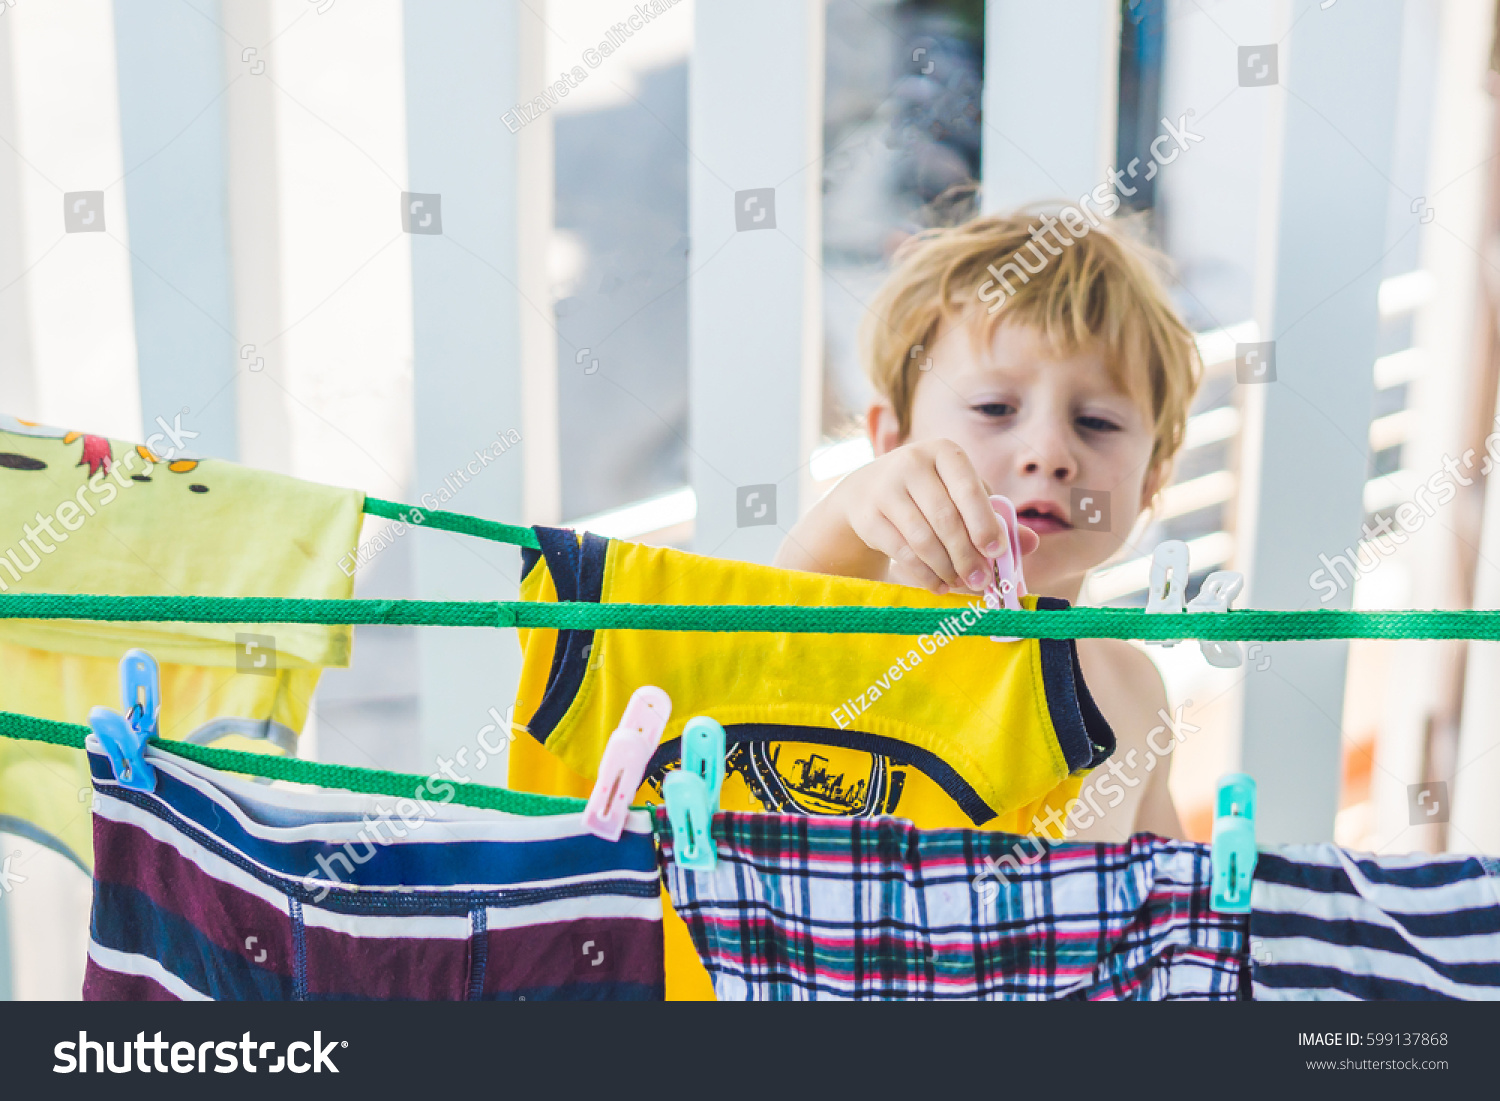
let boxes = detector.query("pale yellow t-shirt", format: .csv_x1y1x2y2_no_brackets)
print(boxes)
0,416,364,866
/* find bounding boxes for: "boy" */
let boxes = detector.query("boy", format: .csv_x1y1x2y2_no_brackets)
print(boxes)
775,210,1201,840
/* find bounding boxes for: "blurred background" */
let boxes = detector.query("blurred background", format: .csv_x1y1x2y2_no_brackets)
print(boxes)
1,0,1498,997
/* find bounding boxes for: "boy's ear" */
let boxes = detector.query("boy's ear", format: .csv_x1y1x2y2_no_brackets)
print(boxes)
867,401,904,457
1140,460,1168,510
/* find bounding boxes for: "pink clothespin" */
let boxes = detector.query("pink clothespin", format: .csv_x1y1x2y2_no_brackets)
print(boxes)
983,495,1028,642
583,686,672,841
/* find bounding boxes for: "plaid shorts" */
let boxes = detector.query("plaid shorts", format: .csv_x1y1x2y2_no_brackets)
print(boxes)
657,810,1248,1000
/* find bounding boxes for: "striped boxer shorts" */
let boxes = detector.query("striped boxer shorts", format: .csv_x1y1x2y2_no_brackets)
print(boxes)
1250,843,1500,1000
83,739,664,1000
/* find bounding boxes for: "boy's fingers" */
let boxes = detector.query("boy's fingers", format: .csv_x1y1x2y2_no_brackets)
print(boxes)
884,493,962,590
858,512,949,594
889,558,949,596
907,464,991,592
932,447,1004,561
1017,523,1040,556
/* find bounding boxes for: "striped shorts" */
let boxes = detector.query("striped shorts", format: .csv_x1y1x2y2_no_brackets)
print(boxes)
84,741,664,1000
1251,843,1500,1000
658,810,1248,1000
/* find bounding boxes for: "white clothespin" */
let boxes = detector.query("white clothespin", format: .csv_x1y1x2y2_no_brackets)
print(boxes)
1143,542,1244,666
1187,570,1245,668
1144,541,1190,647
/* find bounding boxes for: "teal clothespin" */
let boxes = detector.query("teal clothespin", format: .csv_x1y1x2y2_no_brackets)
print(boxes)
89,648,161,792
663,770,716,872
680,716,725,803
1210,772,1257,913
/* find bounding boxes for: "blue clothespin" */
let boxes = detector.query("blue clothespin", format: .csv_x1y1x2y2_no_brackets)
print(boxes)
89,648,161,792
663,771,716,872
680,716,725,803
1210,772,1257,913
121,648,160,741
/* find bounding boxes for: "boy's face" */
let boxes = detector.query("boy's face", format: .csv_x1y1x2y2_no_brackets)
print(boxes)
873,318,1160,598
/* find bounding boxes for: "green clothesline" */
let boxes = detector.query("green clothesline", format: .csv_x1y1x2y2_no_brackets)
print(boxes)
3,498,1498,796
363,496,540,549
3,591,1500,640
0,709,585,816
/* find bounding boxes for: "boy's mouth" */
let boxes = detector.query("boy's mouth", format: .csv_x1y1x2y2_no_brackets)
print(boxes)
1015,500,1073,535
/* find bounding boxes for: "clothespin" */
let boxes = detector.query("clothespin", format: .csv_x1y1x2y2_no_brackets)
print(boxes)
1210,772,1257,913
660,716,724,870
1144,540,1190,647
1144,543,1245,666
121,648,160,740
663,770,716,872
680,716,726,803
583,686,671,841
1186,570,1245,668
983,495,1028,643
89,648,161,792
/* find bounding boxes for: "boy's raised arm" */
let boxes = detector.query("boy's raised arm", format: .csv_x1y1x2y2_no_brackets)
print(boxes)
775,439,1031,595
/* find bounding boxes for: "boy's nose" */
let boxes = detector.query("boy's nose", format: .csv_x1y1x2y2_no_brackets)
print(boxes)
1017,430,1077,481
1021,457,1074,480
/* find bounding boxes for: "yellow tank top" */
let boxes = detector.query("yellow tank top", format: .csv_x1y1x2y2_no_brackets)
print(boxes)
507,527,1116,997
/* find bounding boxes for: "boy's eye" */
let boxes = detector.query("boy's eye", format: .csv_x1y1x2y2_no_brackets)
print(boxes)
1076,415,1121,433
973,403,1015,417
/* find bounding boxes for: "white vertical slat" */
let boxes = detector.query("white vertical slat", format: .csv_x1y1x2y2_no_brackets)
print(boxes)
689,0,824,563
256,1,414,499
518,6,560,528
0,0,138,1006
0,12,34,419
1455,504,1500,854
1446,2,1500,853
220,0,292,476
3,0,140,438
1374,0,1494,854
1235,0,1406,843
403,0,544,774
980,0,1120,211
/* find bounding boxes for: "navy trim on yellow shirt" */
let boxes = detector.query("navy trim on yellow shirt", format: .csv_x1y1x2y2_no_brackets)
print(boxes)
1035,597,1116,773
526,526,609,745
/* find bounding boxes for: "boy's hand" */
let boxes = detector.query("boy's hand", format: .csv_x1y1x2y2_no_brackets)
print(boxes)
824,440,1038,595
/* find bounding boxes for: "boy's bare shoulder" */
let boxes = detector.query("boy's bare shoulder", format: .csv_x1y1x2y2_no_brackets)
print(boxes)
1075,637,1168,726
1065,638,1180,840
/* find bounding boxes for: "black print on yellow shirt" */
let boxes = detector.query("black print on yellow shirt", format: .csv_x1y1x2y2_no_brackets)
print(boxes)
643,722,1001,824
732,742,907,818
644,738,909,819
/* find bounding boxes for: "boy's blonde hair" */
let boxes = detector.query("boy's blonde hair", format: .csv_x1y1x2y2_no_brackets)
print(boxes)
860,209,1201,480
